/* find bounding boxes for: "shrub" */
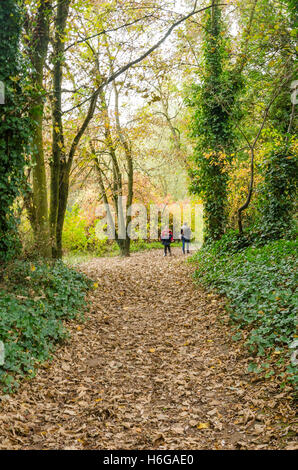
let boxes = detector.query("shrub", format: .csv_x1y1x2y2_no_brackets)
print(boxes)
191,235,298,387
63,204,111,255
62,204,89,252
0,260,91,392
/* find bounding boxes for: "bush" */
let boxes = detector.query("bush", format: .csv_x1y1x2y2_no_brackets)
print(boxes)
62,204,110,256
191,234,298,387
62,204,89,252
258,142,297,241
0,260,91,392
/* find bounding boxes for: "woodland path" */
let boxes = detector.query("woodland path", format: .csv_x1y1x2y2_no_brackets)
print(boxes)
0,248,296,450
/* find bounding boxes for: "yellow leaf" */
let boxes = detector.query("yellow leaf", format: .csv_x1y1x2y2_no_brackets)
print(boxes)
197,422,209,429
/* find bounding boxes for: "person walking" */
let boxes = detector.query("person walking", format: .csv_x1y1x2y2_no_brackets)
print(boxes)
181,222,191,254
160,226,173,256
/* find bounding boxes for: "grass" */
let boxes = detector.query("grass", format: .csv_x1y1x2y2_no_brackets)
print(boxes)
190,234,297,388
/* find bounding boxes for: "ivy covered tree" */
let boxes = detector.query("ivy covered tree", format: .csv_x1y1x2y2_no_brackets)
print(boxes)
258,141,297,240
0,0,29,263
256,0,297,240
188,1,240,242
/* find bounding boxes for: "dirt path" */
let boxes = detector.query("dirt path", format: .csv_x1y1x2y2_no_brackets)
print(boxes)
0,249,296,450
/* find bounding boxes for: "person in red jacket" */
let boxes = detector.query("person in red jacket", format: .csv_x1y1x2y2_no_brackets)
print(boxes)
160,226,173,256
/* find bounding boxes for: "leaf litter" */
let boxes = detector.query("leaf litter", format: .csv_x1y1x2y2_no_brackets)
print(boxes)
0,248,296,450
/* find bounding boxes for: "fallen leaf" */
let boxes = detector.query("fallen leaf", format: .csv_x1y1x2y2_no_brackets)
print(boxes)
197,423,210,430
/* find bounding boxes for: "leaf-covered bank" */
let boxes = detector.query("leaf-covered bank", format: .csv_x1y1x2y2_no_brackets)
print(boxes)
0,261,91,392
190,235,297,390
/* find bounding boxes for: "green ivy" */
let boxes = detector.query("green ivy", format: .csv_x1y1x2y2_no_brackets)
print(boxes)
187,2,241,242
0,260,92,392
258,140,298,240
0,1,30,263
190,234,297,388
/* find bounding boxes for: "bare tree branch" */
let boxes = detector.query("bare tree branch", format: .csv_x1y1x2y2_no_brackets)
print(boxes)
64,3,226,114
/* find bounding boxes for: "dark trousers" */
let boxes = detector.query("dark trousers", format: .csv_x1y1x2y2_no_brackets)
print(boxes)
164,244,171,255
182,238,190,254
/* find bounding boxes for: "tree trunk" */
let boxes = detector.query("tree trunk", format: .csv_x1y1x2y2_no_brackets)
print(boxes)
30,95,51,257
112,73,134,257
54,80,100,259
117,238,131,257
55,163,69,259
28,0,52,257
50,0,70,258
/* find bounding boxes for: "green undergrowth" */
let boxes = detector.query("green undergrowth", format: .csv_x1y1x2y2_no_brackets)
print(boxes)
190,233,297,389
0,260,92,393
